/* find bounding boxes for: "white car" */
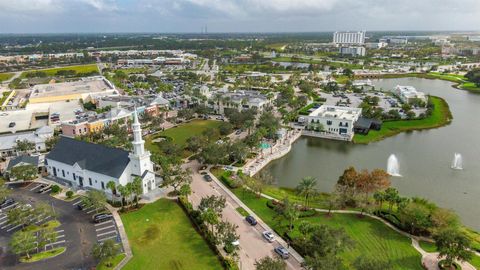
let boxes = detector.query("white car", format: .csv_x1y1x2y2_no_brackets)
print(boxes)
262,231,275,242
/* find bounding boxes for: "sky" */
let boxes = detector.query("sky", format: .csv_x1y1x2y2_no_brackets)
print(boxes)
0,0,480,33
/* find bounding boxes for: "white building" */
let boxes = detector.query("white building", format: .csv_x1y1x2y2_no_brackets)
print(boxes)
0,126,54,157
394,85,427,104
46,111,158,194
339,46,366,57
298,105,362,140
333,31,366,45
211,90,275,115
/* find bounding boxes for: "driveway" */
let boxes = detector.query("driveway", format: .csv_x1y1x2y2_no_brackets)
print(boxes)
185,160,302,270
0,182,98,270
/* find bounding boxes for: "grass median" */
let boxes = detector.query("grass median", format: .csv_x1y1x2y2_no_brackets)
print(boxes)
353,96,452,144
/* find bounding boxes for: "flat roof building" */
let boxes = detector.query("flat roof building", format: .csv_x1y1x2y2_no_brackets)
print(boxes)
29,76,118,104
298,105,362,141
333,31,366,45
394,85,427,104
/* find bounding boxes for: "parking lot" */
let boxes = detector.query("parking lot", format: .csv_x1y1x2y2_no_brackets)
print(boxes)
0,181,119,270
70,197,122,245
0,100,82,133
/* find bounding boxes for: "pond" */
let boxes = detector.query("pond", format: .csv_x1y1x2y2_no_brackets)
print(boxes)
264,77,480,230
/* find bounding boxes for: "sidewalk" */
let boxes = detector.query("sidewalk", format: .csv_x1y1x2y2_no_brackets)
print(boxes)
105,204,133,270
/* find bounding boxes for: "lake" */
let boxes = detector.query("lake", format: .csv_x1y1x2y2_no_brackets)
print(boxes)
264,77,480,230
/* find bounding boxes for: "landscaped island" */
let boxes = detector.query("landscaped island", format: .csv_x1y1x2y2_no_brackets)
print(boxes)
353,96,452,144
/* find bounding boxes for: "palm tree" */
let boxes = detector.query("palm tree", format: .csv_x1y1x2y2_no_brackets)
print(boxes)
117,185,125,209
296,176,318,208
106,181,117,203
132,177,143,207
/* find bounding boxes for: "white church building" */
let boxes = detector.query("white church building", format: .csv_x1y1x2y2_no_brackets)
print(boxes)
45,111,158,194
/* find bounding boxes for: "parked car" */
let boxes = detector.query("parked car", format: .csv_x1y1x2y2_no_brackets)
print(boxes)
76,204,84,210
274,246,290,259
0,198,15,209
8,122,15,128
262,231,275,242
245,215,257,226
224,165,234,171
235,130,242,135
203,175,213,182
92,213,113,223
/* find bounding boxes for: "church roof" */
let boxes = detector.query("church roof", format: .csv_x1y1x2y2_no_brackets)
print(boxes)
46,136,130,178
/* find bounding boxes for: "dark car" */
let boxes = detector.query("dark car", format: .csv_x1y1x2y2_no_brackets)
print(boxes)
8,122,15,128
93,213,113,223
203,175,213,182
274,246,290,259
0,198,15,209
76,204,84,210
245,215,257,226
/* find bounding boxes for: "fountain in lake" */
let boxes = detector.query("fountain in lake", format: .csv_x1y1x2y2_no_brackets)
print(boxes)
387,154,402,177
451,153,463,170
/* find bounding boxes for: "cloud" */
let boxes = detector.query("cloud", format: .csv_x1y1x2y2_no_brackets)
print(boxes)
79,0,119,11
0,0,479,32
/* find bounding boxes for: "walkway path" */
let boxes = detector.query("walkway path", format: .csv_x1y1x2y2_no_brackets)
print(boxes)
244,130,301,177
259,191,477,270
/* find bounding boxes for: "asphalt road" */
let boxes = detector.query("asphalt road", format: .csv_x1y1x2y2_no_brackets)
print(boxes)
185,160,302,270
0,182,98,270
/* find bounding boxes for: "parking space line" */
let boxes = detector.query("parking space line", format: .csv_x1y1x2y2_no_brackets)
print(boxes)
30,184,42,191
7,223,22,232
2,202,18,210
98,235,118,242
86,208,102,214
0,219,9,226
83,205,94,211
0,215,7,221
72,199,83,205
94,220,113,226
45,240,66,247
96,225,115,232
41,188,52,194
97,230,117,238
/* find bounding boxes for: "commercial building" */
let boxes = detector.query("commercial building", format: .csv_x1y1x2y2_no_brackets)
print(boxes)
339,46,366,57
29,76,118,104
333,31,366,45
298,105,362,141
394,85,428,104
211,90,275,115
46,111,158,194
0,126,54,157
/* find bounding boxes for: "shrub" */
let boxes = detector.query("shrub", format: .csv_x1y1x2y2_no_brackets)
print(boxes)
66,190,74,198
51,185,61,194
223,256,239,270
220,173,240,189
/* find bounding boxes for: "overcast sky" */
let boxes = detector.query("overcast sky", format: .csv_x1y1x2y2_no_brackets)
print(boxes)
1,0,480,33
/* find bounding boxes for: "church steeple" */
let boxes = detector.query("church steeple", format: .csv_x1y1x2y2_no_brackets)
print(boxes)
132,109,145,156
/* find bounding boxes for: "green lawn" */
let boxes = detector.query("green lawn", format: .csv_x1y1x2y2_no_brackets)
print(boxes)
0,72,14,82
121,199,223,270
419,240,437,252
148,120,222,148
232,189,422,269
354,96,452,144
20,247,66,263
97,253,126,270
20,64,99,78
419,240,480,268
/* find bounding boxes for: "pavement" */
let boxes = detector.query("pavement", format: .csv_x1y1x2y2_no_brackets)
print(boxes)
184,160,303,270
0,181,98,270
